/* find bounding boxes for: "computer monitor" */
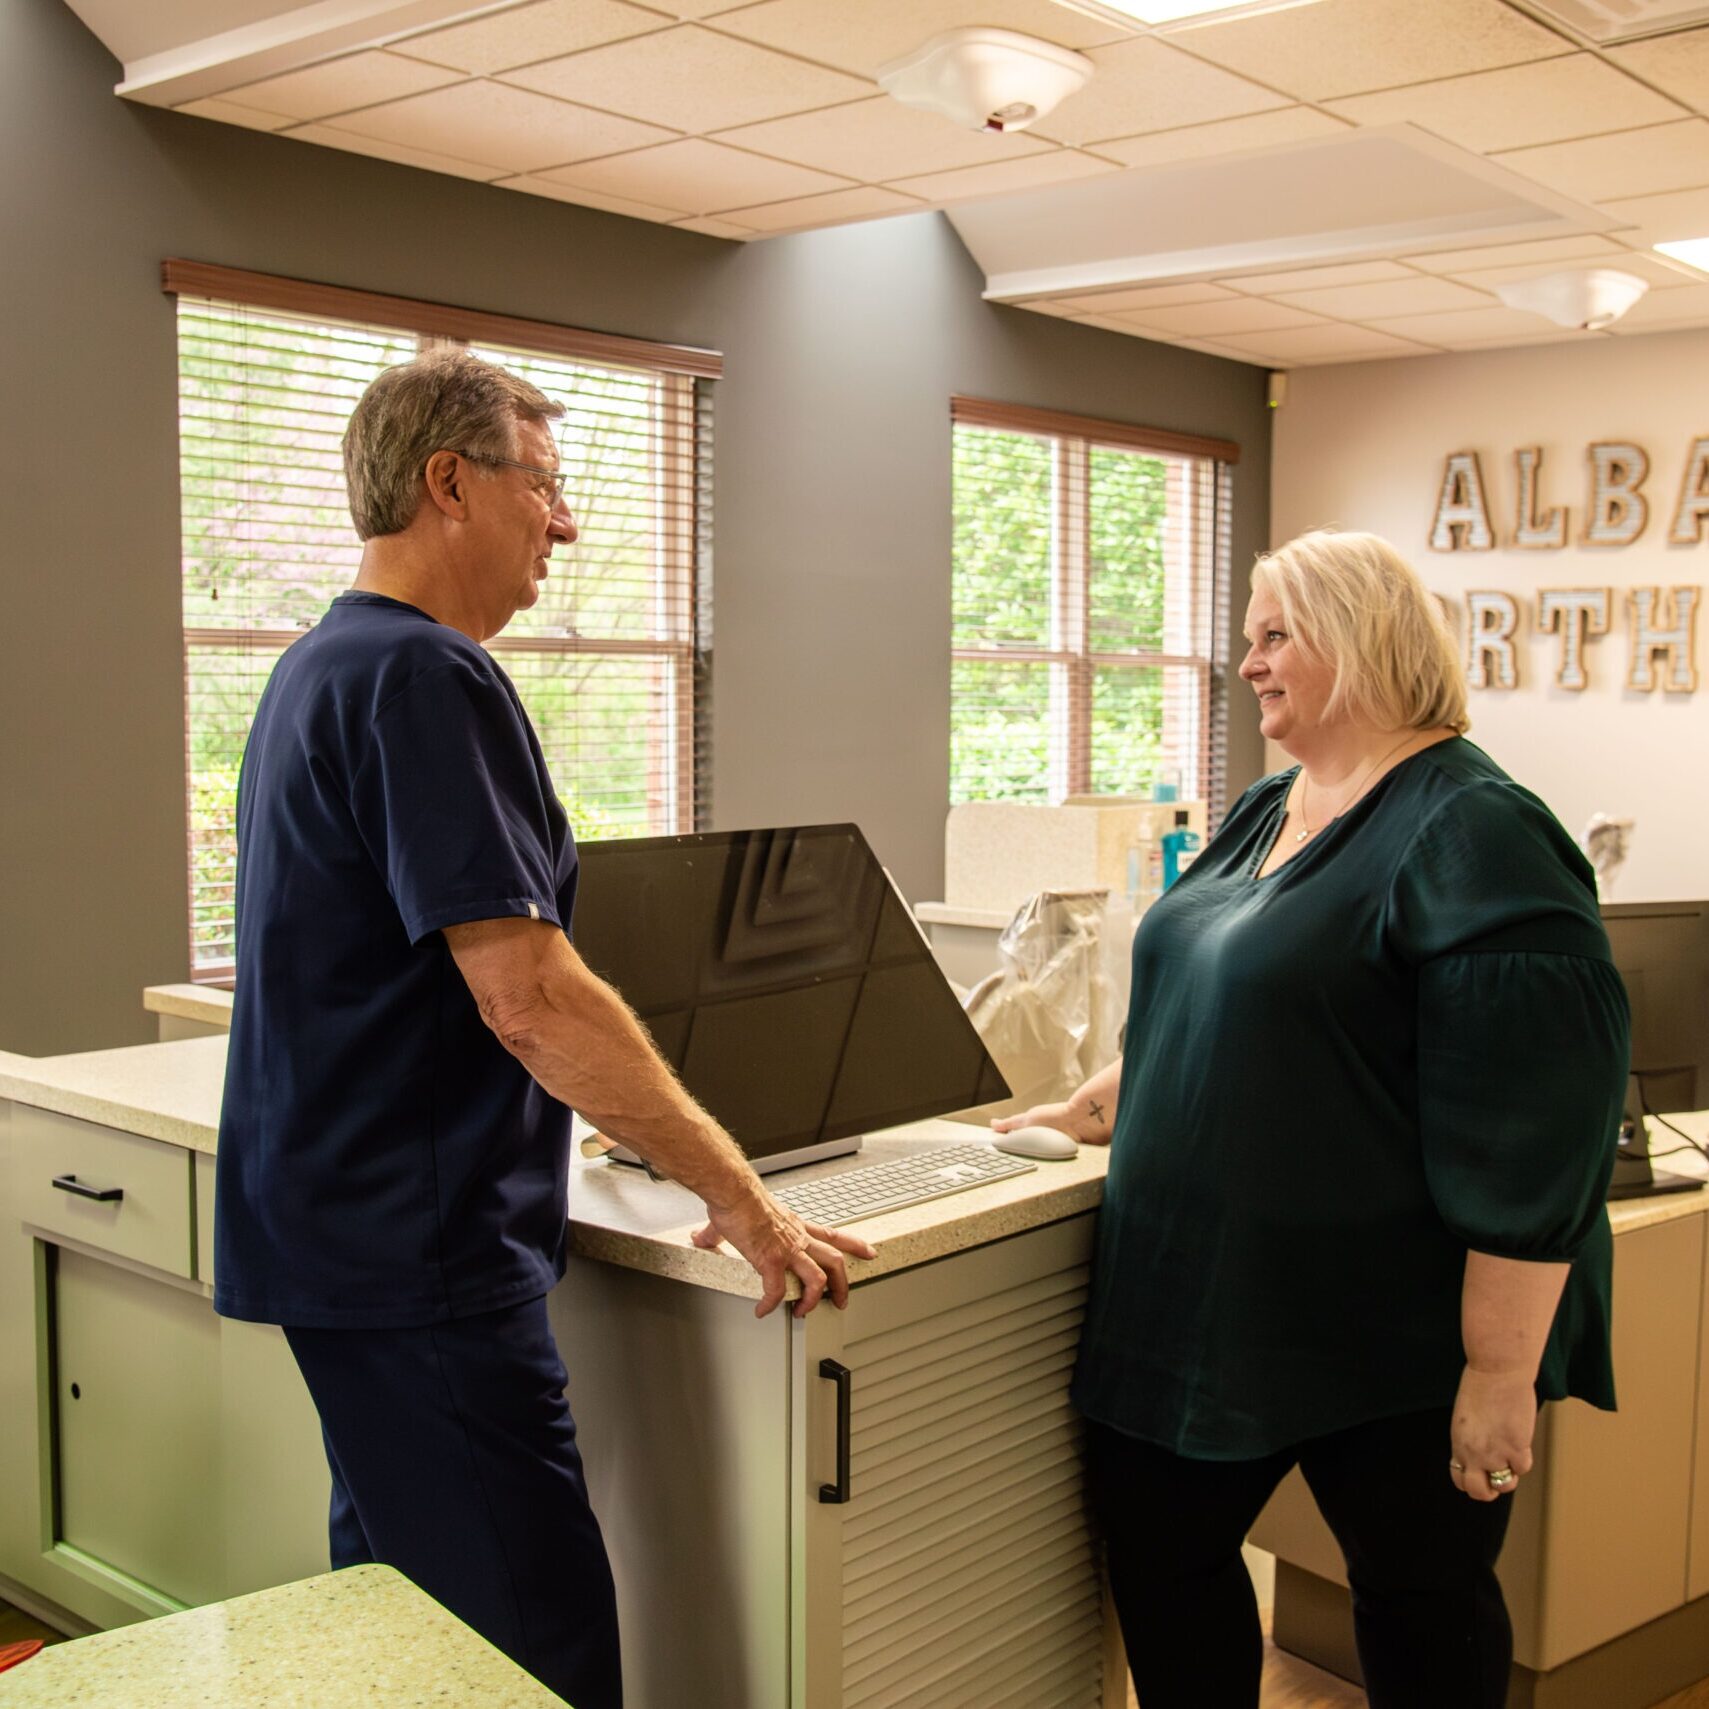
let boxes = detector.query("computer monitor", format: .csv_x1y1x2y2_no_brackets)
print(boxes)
569,824,1011,1175
1600,900,1709,1200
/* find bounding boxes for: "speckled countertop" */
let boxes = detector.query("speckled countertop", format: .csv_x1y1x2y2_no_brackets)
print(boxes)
0,1037,225,1155
2,1034,1704,1300
0,1564,567,1707
0,1035,1105,1301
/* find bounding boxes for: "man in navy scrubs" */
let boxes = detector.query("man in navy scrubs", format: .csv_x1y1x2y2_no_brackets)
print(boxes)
213,351,873,1709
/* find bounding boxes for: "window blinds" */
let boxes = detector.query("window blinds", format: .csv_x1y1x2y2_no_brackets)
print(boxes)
949,397,1235,823
169,265,717,975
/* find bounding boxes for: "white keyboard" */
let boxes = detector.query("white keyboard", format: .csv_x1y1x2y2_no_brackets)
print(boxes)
771,1144,1036,1226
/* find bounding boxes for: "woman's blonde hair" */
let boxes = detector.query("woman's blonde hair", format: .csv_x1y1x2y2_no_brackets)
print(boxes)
1252,529,1470,734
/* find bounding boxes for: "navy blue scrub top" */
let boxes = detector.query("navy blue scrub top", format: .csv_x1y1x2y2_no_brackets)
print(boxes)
214,592,579,1329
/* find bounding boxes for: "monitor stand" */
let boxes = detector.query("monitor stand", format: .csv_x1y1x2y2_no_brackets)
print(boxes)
1606,1122,1708,1201
603,1134,863,1176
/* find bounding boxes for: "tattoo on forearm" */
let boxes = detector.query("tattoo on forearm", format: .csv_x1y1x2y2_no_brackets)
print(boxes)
1087,1101,1105,1123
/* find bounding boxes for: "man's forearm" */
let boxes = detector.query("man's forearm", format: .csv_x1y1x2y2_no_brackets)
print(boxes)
455,922,761,1212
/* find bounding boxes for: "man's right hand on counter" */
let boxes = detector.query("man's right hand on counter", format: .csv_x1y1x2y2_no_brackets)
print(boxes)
692,1187,876,1319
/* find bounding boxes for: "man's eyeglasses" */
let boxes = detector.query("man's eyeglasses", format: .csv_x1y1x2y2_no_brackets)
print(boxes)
451,451,567,507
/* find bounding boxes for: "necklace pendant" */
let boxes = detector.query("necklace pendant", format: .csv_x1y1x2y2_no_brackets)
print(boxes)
1294,828,1310,843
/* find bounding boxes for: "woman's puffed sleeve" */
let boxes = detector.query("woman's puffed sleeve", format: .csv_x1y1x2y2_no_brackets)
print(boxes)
1387,781,1630,1261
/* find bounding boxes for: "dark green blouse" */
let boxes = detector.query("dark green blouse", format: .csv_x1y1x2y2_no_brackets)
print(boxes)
1072,738,1628,1459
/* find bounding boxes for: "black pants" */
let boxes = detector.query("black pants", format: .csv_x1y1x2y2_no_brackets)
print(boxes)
285,1295,623,1709
1085,1408,1514,1709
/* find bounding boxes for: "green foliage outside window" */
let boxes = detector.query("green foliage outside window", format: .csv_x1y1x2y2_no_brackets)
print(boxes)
178,302,697,966
951,425,1194,805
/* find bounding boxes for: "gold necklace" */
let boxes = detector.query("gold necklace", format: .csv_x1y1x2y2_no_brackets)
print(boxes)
1293,733,1419,844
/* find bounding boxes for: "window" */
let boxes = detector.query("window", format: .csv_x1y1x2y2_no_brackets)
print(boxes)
167,262,718,976
949,396,1235,819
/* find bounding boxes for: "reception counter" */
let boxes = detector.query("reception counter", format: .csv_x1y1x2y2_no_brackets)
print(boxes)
0,1033,1124,1709
3,1022,1708,1708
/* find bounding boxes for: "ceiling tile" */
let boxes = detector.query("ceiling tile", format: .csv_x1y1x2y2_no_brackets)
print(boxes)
1273,276,1494,317
1366,304,1573,344
326,81,676,174
1323,54,1685,154
704,0,1129,81
1091,107,1349,168
1023,38,1285,148
1073,314,1149,334
886,149,1117,204
1599,183,1709,242
495,173,688,221
499,25,871,134
176,96,292,132
1203,324,1438,363
1131,298,1330,335
1218,259,1417,293
714,95,1052,181
1453,251,1693,290
672,215,758,237
1053,281,1237,312
1404,233,1628,271
538,137,855,214
1173,0,1568,103
1493,121,1709,204
210,50,462,121
392,0,668,74
1606,29,1709,116
1192,340,1268,366
285,124,502,181
723,185,924,232
1603,279,1709,330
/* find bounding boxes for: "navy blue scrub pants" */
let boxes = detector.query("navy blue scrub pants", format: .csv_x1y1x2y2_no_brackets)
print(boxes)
285,1295,622,1709
1085,1407,1514,1709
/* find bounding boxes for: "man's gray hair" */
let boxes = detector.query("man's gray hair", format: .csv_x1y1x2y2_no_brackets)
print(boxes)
342,349,564,540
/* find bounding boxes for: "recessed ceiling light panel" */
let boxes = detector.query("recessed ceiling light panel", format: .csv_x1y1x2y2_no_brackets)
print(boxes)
1057,0,1328,27
1507,0,1709,43
1656,238,1709,276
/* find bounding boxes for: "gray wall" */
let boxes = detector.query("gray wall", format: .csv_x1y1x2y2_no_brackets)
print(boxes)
2,0,1270,1055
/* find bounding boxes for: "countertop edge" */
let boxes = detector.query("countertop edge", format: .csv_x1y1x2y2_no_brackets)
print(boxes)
567,1175,1107,1300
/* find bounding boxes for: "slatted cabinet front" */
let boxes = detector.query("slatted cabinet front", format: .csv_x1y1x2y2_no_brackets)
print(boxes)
797,1215,1121,1709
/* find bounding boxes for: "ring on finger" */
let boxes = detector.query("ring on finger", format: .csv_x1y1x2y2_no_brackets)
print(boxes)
1449,1459,1465,1473
1487,1467,1515,1488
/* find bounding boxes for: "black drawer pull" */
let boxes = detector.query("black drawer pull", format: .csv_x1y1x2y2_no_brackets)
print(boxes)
52,1174,123,1204
818,1358,852,1505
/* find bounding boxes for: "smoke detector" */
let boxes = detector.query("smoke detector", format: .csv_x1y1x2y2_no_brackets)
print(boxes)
877,29,1094,135
1493,267,1650,331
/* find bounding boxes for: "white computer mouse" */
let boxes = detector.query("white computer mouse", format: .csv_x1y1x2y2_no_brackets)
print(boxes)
992,1125,1080,1161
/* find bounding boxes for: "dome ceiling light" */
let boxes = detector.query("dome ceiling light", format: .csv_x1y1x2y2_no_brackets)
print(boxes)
1493,268,1650,331
877,29,1094,135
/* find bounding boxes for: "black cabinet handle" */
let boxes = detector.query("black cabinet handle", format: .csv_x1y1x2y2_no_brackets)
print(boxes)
818,1358,852,1505
52,1174,123,1204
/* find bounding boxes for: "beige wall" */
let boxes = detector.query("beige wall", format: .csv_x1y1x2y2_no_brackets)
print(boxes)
1271,327,1709,903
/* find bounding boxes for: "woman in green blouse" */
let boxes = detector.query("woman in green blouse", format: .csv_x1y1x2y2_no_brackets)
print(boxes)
996,530,1627,1709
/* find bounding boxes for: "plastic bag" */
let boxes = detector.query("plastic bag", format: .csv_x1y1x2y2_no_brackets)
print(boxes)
952,888,1128,1124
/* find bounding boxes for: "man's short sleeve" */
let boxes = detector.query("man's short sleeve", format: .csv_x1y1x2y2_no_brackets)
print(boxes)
350,656,564,944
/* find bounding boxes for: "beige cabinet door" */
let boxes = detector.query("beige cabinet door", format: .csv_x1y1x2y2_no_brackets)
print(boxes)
798,1215,1122,1709
55,1247,223,1609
